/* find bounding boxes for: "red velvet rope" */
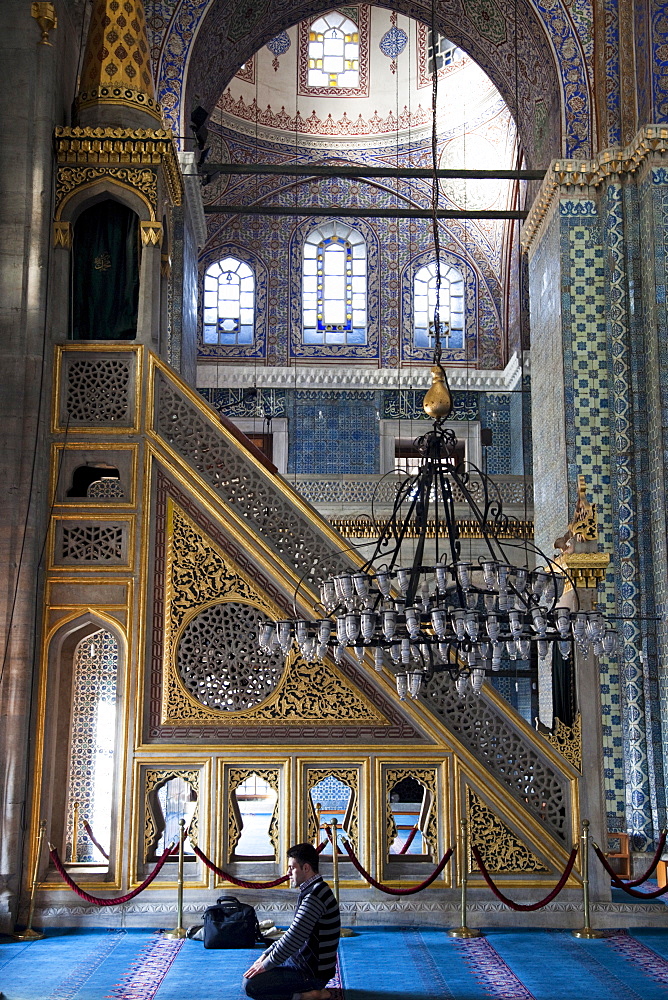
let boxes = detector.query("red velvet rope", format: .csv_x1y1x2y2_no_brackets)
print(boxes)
193,845,289,887
192,840,328,889
592,842,668,898
593,831,666,887
471,844,578,911
49,843,174,905
82,820,109,861
398,826,419,855
341,839,453,895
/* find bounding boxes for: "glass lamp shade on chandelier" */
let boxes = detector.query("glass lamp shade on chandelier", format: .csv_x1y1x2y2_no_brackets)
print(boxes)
258,365,619,701
258,1,618,700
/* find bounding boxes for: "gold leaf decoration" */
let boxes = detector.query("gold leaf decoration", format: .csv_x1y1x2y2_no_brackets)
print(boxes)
467,788,549,873
228,767,280,860
543,714,582,771
163,501,384,725
385,766,438,857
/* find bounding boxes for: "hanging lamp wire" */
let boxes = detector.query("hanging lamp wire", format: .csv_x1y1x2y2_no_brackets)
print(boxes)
260,7,619,701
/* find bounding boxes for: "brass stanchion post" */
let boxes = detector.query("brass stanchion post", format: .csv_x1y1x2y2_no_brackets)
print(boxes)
315,803,322,847
572,819,605,938
448,817,481,938
330,818,340,903
14,820,47,940
164,819,187,939
71,801,79,864
329,818,354,937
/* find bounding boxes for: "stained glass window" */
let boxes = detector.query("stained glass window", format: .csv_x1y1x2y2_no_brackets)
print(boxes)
65,629,118,863
303,223,366,345
308,12,359,88
413,261,465,349
203,256,254,345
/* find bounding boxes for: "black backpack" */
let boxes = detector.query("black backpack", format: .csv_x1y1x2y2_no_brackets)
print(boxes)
202,895,261,949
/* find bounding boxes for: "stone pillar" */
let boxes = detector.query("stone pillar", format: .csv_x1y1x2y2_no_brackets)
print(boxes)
138,221,163,345
0,1,78,933
524,176,631,848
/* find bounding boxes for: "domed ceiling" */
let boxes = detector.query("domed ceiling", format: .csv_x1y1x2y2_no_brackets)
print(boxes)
213,5,516,167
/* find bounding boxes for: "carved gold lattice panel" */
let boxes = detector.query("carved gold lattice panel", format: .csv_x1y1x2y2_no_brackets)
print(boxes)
227,768,280,860
144,768,199,862
63,355,133,425
426,672,571,842
385,767,438,857
177,601,286,711
155,371,353,587
163,501,385,724
307,768,358,851
466,788,549,874
167,505,265,635
542,714,582,772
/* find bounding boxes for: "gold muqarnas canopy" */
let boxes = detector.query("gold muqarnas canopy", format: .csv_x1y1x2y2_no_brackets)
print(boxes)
76,0,161,123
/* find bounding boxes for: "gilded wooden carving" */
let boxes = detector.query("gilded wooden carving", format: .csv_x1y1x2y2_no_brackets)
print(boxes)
144,768,199,862
163,502,384,725
385,766,437,857
55,166,158,216
543,714,582,771
307,767,358,851
228,767,279,860
466,788,548,873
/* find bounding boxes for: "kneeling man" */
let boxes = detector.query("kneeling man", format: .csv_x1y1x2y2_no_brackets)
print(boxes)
243,843,340,1000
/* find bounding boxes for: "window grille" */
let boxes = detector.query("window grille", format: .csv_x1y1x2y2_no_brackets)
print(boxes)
427,31,463,73
203,257,255,345
308,11,360,88
413,261,465,350
303,223,366,345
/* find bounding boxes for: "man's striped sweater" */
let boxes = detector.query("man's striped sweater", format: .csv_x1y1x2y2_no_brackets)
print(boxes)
262,874,340,980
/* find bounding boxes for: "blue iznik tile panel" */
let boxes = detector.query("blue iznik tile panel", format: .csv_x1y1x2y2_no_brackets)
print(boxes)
602,177,665,848
651,5,668,122
557,198,628,833
638,166,668,839
287,390,379,474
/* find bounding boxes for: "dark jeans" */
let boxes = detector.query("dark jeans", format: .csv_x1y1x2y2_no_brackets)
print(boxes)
243,966,328,1000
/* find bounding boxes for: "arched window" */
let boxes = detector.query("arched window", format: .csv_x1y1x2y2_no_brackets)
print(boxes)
203,256,254,345
303,223,366,345
413,261,464,349
65,629,118,863
308,12,359,88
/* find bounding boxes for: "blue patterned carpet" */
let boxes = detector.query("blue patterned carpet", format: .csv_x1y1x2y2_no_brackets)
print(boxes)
3,926,668,1000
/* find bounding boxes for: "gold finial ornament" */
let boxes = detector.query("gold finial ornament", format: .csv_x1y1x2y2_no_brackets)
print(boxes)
423,364,453,420
76,0,161,122
31,3,57,45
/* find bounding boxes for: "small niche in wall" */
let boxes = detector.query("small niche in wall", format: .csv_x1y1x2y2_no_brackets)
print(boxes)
230,772,278,861
388,775,433,860
146,774,197,861
67,464,122,499
310,775,354,853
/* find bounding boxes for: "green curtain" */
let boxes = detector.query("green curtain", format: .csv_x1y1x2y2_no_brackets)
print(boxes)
71,200,139,340
552,641,576,727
